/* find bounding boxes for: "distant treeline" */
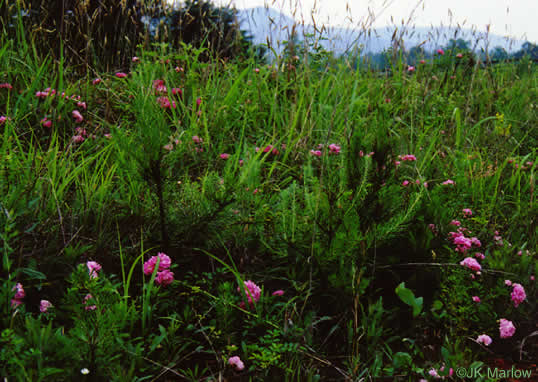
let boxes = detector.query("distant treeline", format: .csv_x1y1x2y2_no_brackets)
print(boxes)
356,39,538,70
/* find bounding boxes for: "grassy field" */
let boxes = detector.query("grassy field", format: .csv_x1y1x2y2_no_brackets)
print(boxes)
0,7,537,381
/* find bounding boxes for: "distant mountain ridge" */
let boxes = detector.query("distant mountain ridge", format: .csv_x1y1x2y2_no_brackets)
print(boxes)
237,6,525,55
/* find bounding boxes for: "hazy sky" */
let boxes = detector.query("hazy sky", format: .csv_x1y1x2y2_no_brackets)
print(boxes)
212,0,537,42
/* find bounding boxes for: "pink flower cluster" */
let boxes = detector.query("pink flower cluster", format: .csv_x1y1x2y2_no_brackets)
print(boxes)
476,334,492,346
256,144,280,156
459,257,481,271
309,143,341,156
11,283,25,308
143,252,174,286
510,283,526,307
449,230,481,253
40,299,53,313
0,82,13,89
238,280,261,306
499,318,516,338
228,356,245,371
398,154,417,161
442,179,455,185
86,261,102,279
156,96,176,109
84,293,97,311
462,208,473,217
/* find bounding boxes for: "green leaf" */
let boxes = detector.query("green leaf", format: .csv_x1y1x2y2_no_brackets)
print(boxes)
395,282,423,317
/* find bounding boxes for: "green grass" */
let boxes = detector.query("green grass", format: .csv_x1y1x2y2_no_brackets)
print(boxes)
1,18,537,381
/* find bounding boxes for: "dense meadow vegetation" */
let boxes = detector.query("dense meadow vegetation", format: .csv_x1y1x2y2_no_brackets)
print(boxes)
1,1,537,381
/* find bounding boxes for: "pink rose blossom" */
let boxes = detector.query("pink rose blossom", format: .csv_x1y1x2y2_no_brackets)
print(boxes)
510,283,526,307
531,275,535,281
476,334,492,346
437,48,445,55
420,59,426,64
505,279,512,286
72,135,85,143
143,253,172,275
40,300,53,313
77,101,87,110
449,220,461,226
115,72,128,78
228,356,245,371
428,368,440,378
13,283,25,300
272,290,284,296
155,270,174,286
0,116,7,124
499,318,516,338
132,56,140,62
462,208,473,217
407,66,415,72
456,53,463,58
460,257,481,271
310,150,322,157
86,261,102,279
220,153,230,160
472,296,481,303
238,280,261,305
474,252,485,260
402,180,410,186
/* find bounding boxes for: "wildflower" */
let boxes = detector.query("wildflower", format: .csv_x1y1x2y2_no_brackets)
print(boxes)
510,283,526,307
156,96,176,109
402,180,410,186
40,300,53,313
531,275,535,281
460,257,481,271
80,368,90,375
83,294,97,311
41,117,52,128
328,144,341,154
394,160,401,166
476,334,492,346
419,59,426,64
0,82,13,89
132,56,139,62
163,143,173,151
228,356,245,371
86,261,102,279
470,237,481,247
143,252,172,275
72,110,83,123
77,101,87,110
423,182,428,188
12,283,25,307
399,154,417,161
499,318,516,338
92,78,102,85
474,252,485,260
456,53,463,58
442,179,455,185
428,368,440,378
196,97,201,107
428,224,437,234
192,135,203,144
115,72,128,78
239,159,244,166
310,150,322,157
0,116,7,124
407,66,415,72
155,269,174,286
472,296,481,303
272,290,284,296
453,235,472,252
462,208,473,217
220,153,230,160
437,48,445,55
262,145,273,153
254,68,260,73
72,135,85,144
415,179,421,185
238,280,261,305
171,88,182,96
449,220,461,226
